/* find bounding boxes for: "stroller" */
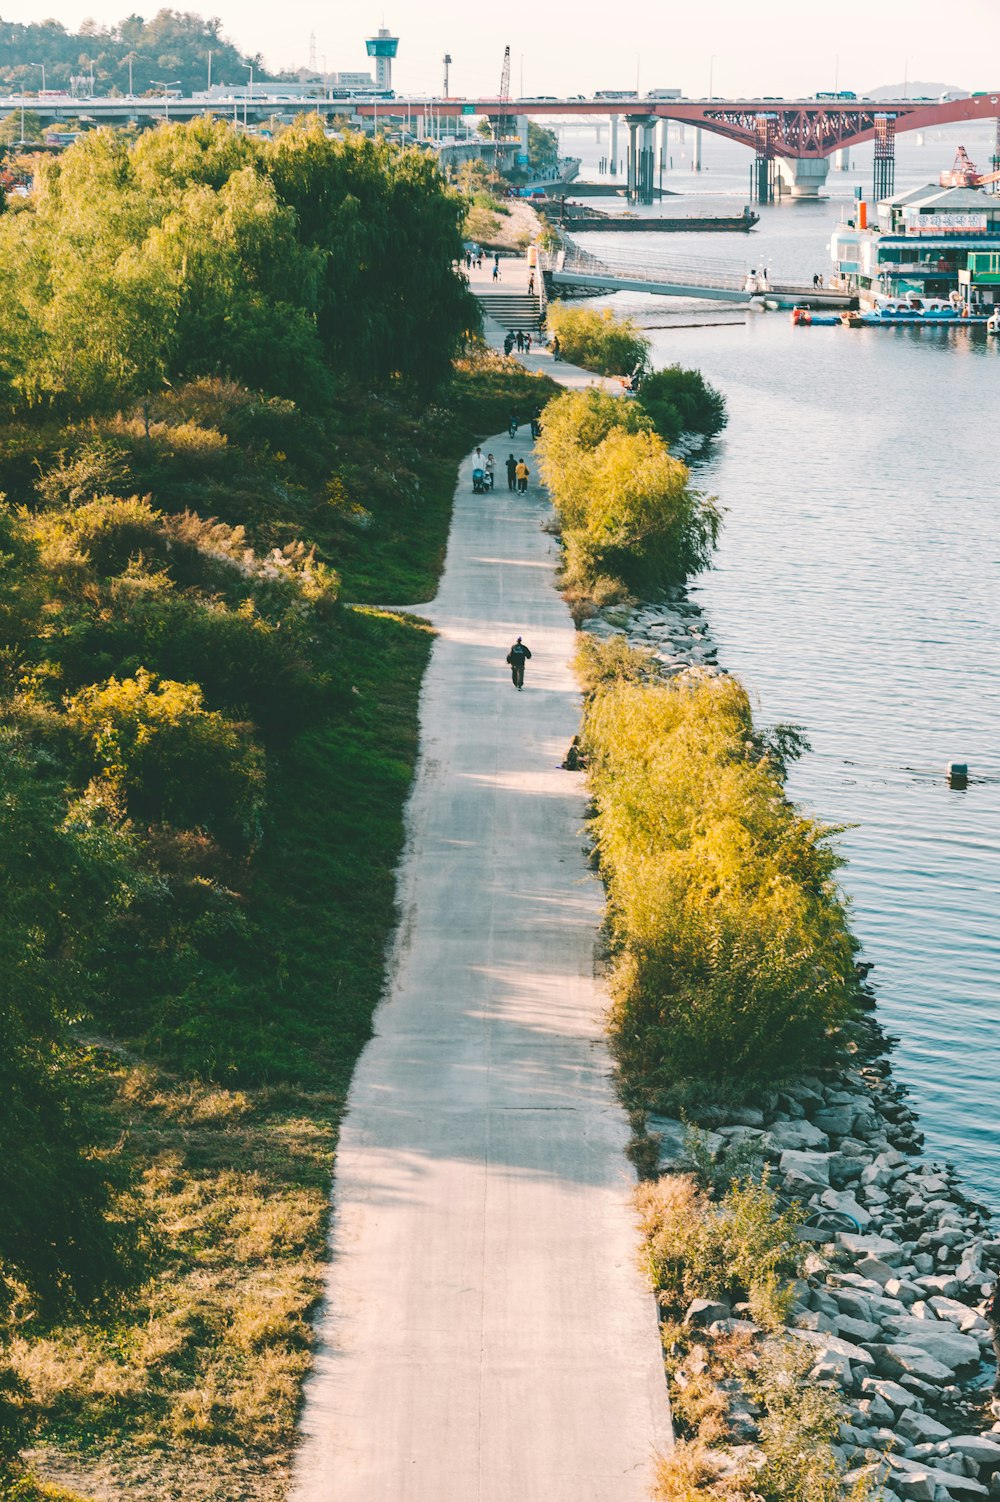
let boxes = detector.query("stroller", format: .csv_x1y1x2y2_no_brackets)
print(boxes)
472,467,487,494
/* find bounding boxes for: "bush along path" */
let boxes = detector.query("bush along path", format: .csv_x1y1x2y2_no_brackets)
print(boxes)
575,610,1000,1502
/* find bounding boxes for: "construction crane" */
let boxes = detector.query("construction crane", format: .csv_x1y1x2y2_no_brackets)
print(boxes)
494,44,512,162
939,145,1000,188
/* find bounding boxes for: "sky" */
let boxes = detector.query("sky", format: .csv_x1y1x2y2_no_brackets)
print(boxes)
4,0,1000,99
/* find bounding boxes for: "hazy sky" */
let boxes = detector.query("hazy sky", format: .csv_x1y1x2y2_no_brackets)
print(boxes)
6,0,1000,98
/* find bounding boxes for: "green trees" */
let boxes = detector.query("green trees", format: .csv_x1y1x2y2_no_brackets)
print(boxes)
639,364,728,444
579,640,859,1091
0,11,263,98
537,387,720,598
545,303,650,376
0,117,477,412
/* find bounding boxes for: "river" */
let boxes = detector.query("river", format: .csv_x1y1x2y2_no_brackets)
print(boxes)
561,123,1000,1201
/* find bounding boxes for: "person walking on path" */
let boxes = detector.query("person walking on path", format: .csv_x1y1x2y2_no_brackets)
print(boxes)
551,334,561,359
506,635,532,690
485,452,496,490
516,329,525,352
492,261,501,282
528,269,536,295
516,458,530,494
505,453,518,491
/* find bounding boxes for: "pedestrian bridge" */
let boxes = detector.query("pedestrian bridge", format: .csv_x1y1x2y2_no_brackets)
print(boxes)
542,244,757,302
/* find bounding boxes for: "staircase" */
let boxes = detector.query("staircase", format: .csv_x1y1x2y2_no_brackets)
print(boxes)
473,291,544,332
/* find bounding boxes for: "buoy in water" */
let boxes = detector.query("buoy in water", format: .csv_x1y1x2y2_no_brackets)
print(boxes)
947,761,969,788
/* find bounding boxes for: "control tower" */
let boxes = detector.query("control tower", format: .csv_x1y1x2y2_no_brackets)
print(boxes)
365,27,399,91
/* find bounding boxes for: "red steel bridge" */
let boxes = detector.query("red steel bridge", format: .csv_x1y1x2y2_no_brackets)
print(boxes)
356,92,1000,204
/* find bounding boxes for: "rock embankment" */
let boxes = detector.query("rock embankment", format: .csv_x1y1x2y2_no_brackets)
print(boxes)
581,591,1000,1502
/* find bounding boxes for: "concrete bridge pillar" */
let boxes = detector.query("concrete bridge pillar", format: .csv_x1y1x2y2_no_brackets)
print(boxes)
693,128,703,171
609,112,619,174
640,118,657,204
516,114,529,165
834,146,849,171
626,117,639,200
775,156,830,199
658,117,669,170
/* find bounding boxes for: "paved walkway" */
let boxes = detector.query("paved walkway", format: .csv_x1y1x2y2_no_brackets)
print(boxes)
290,298,667,1502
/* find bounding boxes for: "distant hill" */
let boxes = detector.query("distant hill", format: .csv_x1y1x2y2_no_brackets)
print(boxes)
0,10,282,97
863,82,968,100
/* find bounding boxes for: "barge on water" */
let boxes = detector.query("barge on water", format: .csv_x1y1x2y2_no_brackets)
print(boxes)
545,203,760,233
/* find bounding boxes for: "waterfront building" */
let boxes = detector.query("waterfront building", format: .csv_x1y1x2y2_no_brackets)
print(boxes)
830,184,1000,304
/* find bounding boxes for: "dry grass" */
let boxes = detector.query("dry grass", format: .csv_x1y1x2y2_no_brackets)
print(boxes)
13,1064,336,1499
653,1440,745,1502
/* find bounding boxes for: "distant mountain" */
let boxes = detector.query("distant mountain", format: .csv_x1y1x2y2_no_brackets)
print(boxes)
863,82,968,100
0,10,279,97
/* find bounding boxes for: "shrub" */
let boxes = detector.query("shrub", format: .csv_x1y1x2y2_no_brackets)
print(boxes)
537,388,721,597
545,303,650,376
65,668,265,846
639,365,728,444
635,1174,802,1315
581,651,859,1086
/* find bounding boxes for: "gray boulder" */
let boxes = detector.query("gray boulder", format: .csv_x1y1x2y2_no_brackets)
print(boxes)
778,1149,833,1186
837,1232,906,1265
767,1118,830,1152
897,1410,954,1444
876,1344,957,1383
881,1316,981,1370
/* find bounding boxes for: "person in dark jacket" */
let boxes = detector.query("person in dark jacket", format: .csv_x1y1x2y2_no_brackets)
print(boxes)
506,636,532,690
505,453,518,491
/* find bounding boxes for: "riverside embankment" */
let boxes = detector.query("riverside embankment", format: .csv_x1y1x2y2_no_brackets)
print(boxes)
580,589,1000,1502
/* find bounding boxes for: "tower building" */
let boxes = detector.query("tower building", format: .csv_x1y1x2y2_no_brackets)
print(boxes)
365,27,399,91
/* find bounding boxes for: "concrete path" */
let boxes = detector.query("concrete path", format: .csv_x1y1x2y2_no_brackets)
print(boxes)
290,301,668,1502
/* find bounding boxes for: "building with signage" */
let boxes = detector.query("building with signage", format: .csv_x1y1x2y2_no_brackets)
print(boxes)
830,183,1000,304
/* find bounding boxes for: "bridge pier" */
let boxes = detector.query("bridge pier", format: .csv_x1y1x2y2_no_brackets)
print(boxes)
516,114,529,165
626,118,638,199
774,156,830,198
609,113,618,175
693,128,702,171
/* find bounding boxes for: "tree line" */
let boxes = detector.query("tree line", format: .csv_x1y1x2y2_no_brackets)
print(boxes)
0,10,267,98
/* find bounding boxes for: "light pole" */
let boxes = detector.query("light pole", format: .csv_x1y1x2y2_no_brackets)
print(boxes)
125,50,136,97
32,62,46,93
242,62,253,129
19,101,25,145
207,49,213,91
151,79,180,122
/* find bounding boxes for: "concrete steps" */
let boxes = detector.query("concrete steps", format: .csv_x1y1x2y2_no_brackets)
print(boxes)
474,291,544,332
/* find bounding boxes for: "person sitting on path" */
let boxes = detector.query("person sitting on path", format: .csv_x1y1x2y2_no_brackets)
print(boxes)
506,636,532,691
505,453,518,491
515,458,530,494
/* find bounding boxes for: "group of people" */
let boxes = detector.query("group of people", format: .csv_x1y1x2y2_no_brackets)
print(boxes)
503,328,533,356
743,267,770,293
471,447,531,494
464,248,484,271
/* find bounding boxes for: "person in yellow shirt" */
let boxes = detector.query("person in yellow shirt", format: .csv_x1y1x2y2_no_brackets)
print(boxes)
515,458,530,494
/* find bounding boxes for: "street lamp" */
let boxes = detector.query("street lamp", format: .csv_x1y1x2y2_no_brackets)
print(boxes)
151,79,180,122
32,62,46,93
242,62,253,129
124,50,136,97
